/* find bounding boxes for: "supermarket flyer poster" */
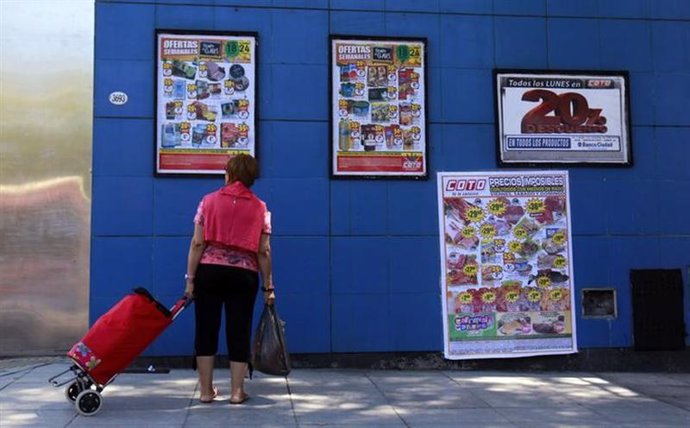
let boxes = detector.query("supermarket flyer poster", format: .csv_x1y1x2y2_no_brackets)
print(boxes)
330,36,428,178
437,171,578,360
156,31,257,175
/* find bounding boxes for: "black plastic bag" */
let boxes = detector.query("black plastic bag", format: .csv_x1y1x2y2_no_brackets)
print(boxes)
252,304,291,376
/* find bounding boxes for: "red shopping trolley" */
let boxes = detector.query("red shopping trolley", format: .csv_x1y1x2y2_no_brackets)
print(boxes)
49,288,191,416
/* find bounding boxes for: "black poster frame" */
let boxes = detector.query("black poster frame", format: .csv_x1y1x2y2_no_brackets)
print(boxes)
493,69,633,168
154,29,259,177
329,34,430,180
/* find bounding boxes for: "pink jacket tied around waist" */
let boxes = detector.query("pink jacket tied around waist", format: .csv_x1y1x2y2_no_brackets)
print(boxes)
201,181,266,252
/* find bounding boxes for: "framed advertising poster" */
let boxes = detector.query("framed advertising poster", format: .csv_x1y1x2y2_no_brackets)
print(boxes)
437,171,577,360
495,70,632,166
155,30,257,175
330,35,428,179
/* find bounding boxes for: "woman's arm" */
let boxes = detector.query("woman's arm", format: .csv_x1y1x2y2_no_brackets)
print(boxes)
185,223,206,298
257,233,275,304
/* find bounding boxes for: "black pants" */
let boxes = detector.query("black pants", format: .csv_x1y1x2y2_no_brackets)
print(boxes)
194,263,259,362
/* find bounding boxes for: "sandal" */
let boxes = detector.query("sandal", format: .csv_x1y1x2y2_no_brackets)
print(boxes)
199,386,219,404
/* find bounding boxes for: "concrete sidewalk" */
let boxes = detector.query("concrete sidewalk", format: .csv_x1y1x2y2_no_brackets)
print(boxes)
1,358,689,427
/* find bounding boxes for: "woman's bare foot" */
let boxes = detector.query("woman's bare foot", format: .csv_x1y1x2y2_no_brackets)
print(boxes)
229,391,249,404
199,386,219,403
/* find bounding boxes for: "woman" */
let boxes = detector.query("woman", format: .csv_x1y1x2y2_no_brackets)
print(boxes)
184,154,275,405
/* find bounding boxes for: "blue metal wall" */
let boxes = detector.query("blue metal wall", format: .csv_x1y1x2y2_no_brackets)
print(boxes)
93,0,690,356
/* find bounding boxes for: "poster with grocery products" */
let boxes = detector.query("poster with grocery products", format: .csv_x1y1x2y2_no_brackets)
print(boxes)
437,171,577,360
156,31,257,175
330,36,428,178
495,70,631,166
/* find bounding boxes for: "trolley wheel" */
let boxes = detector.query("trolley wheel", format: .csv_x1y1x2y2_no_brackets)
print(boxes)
75,390,102,416
65,381,81,402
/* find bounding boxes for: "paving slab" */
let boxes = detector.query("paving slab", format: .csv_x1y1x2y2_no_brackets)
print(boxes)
394,407,512,427
0,361,689,427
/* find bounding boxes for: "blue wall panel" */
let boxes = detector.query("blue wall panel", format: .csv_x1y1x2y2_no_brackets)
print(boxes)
439,124,496,170
155,5,214,30
271,236,330,295
332,293,391,351
215,0,271,6
272,9,328,65
659,239,690,272
652,0,690,20
546,0,599,17
655,73,690,126
95,2,155,61
387,181,438,235
600,20,652,72
93,118,153,177
332,237,389,294
494,0,545,16
330,11,387,36
331,0,385,11
265,64,327,120
390,293,443,351
389,237,439,293
152,237,189,297
440,0,492,14
269,178,329,235
427,124,444,170
652,21,690,72
658,238,690,344
93,0,690,356
440,69,494,123
628,72,655,126
153,178,218,235
272,0,328,8
426,68,443,124
263,121,329,178
574,319,619,348
546,18,601,69
658,181,690,235
90,237,153,313
94,59,154,118
439,15,494,68
279,293,331,353
655,127,690,181
569,180,607,235
605,180,660,235
572,237,610,287
385,0,440,13
92,177,153,236
494,17,548,68
598,0,650,19
613,126,655,179
213,9,272,65
330,181,388,235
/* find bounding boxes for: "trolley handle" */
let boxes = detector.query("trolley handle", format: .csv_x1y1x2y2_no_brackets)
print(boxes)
132,287,192,319
170,296,193,320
